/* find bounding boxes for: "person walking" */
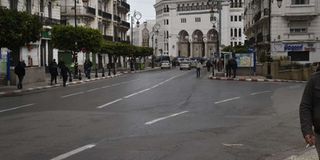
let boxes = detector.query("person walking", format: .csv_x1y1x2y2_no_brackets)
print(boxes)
84,60,92,79
14,61,26,89
196,61,202,78
49,59,58,85
60,64,70,87
226,59,232,78
231,57,238,78
300,71,320,159
206,60,212,72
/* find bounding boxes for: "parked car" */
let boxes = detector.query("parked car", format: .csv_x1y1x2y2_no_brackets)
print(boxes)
161,61,171,69
180,61,191,70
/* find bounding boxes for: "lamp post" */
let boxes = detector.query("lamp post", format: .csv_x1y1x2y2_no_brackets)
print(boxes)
267,0,282,79
129,10,142,71
151,23,160,68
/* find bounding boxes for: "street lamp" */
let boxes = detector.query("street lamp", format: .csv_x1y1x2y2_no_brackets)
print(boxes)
267,0,282,79
129,10,142,71
208,0,222,59
151,23,160,68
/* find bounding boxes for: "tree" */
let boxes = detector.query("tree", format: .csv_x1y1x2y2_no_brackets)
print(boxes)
0,8,42,64
52,25,103,53
222,45,248,53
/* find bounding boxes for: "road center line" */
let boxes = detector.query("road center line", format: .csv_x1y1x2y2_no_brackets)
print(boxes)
145,111,189,125
250,91,272,96
50,144,96,160
215,97,240,104
97,98,123,109
86,88,100,92
0,103,35,113
61,92,85,98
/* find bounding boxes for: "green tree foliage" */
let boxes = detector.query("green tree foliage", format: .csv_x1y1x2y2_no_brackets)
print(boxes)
100,41,153,58
52,25,103,53
0,8,42,51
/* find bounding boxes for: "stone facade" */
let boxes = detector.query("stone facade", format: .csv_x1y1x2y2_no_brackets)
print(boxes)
244,0,320,63
154,0,245,58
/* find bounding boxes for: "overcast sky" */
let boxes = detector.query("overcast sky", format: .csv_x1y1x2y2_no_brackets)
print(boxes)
127,0,156,22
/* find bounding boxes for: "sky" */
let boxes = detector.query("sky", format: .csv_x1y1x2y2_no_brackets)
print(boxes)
127,0,156,22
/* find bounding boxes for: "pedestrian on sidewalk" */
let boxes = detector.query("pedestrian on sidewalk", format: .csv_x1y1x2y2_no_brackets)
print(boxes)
231,57,238,78
14,61,26,89
84,60,92,79
206,60,212,72
300,71,320,159
60,64,70,87
226,59,232,78
49,59,58,85
196,60,202,78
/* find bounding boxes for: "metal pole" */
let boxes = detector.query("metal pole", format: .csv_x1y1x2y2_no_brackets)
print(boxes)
74,0,77,28
266,0,272,79
218,0,222,58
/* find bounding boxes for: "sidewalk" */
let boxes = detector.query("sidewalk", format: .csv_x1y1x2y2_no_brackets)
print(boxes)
0,67,160,97
284,148,318,160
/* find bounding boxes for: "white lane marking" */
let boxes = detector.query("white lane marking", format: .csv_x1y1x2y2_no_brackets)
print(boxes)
215,97,240,104
61,92,85,98
0,104,35,113
250,90,272,96
97,98,123,109
288,85,301,89
145,111,189,125
87,88,100,93
222,143,244,147
50,144,96,160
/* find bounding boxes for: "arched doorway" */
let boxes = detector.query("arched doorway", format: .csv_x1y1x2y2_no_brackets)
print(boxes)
207,29,218,58
192,30,204,58
177,30,190,57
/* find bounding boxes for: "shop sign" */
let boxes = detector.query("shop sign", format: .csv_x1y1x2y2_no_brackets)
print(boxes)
284,44,303,51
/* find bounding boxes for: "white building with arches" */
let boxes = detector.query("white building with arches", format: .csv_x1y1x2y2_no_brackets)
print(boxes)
154,0,245,58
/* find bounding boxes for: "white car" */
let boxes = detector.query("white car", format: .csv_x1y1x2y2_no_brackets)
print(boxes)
180,61,191,70
161,61,171,69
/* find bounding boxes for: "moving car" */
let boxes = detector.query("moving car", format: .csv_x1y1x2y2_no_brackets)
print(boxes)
180,61,191,70
161,61,171,69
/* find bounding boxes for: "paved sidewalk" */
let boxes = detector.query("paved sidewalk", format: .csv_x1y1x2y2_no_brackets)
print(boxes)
208,75,307,83
0,67,160,97
284,148,318,160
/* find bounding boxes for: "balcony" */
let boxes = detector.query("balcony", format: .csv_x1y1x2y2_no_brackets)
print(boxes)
284,4,317,17
42,17,63,26
120,21,130,29
99,10,112,20
283,33,316,41
113,15,121,22
61,6,95,18
103,35,113,41
117,1,130,12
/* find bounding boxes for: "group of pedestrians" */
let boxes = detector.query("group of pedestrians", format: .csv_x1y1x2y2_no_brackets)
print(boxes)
226,58,238,78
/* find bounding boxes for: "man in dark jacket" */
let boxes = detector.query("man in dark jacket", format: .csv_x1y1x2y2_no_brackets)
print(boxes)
14,61,26,89
300,72,320,158
49,59,58,85
60,64,70,87
231,58,238,78
84,60,92,79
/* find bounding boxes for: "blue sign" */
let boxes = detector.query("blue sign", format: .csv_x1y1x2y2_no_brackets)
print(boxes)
284,44,303,51
248,48,254,53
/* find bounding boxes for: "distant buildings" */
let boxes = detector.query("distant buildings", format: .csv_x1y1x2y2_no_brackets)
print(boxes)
244,0,320,63
154,0,245,58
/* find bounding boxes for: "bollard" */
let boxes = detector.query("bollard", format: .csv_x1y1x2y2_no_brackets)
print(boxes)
95,68,98,78
78,69,82,80
102,67,105,77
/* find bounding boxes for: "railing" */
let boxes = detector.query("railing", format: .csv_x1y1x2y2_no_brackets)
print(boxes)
120,21,130,28
87,6,95,16
102,11,112,20
120,1,130,10
113,15,121,22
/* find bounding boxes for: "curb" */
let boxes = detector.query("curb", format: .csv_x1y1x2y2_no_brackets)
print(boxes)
0,68,160,97
208,76,307,83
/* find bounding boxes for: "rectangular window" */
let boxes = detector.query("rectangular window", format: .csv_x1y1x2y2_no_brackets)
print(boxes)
239,28,242,37
230,16,233,22
195,17,201,22
230,28,233,37
181,18,187,23
290,28,307,33
234,28,238,37
292,0,309,5
26,0,32,14
235,16,238,22
239,15,242,22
